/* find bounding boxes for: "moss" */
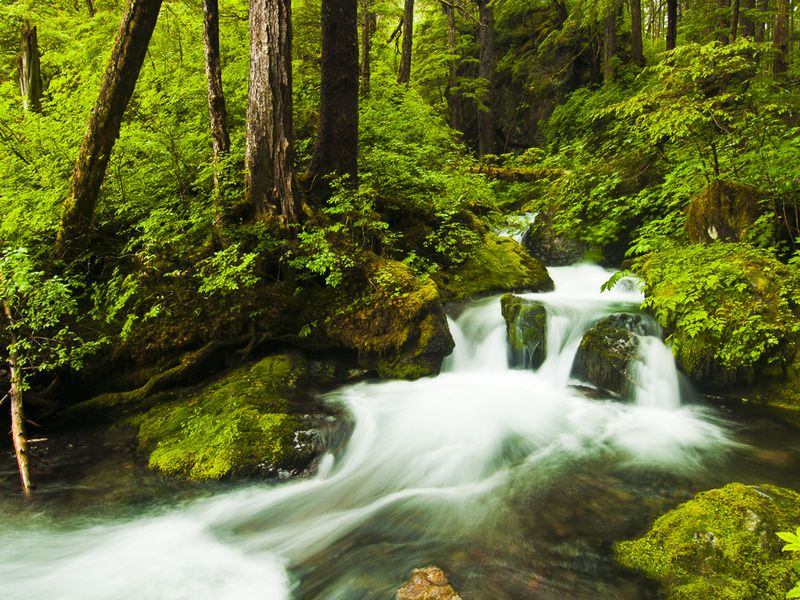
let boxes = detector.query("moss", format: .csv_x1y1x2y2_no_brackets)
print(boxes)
685,180,767,244
132,352,308,480
574,315,642,396
436,233,554,302
500,294,547,369
615,483,800,600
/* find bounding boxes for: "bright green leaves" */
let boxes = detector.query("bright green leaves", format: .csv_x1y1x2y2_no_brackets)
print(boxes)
777,528,800,598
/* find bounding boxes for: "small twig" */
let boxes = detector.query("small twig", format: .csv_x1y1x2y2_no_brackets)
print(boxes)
0,393,8,409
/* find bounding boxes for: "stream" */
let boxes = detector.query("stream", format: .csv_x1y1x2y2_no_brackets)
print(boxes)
2,264,800,599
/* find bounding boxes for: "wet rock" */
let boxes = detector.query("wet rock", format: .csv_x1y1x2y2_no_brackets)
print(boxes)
436,233,554,302
615,482,800,600
500,294,547,369
396,566,462,600
573,314,647,396
521,214,591,266
685,180,767,244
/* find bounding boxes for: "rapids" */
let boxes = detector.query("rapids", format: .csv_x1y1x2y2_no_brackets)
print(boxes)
1,264,791,599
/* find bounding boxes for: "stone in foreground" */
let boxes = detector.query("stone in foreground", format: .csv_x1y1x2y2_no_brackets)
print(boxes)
396,566,462,600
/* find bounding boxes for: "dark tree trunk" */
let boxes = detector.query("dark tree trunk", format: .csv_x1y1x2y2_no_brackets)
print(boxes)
18,21,42,114
55,0,163,257
631,0,644,65
442,0,460,129
245,0,300,224
360,0,373,95
773,0,789,76
754,0,767,42
740,0,755,37
86,0,96,17
603,9,617,81
202,0,231,232
311,0,359,186
666,0,677,50
476,0,495,157
397,0,414,83
729,0,740,41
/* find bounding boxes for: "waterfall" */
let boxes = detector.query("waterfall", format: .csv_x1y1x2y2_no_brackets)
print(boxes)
0,264,736,600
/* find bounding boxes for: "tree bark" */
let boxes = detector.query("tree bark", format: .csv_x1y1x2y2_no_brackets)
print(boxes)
310,0,359,186
740,0,755,37
603,9,618,81
397,0,414,83
666,0,677,50
476,0,495,157
202,0,231,232
360,0,373,95
754,0,767,42
442,0,460,129
729,0,740,41
773,0,789,76
18,21,42,114
631,0,644,65
86,0,96,17
55,0,163,258
245,0,300,223
3,299,30,497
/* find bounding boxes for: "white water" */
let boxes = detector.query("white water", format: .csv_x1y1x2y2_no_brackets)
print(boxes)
0,264,737,600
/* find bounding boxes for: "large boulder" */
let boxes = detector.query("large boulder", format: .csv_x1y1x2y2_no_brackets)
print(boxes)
685,180,768,244
436,233,554,302
500,294,547,369
133,352,330,480
521,214,591,266
615,483,800,600
636,243,800,390
573,314,646,396
396,567,462,600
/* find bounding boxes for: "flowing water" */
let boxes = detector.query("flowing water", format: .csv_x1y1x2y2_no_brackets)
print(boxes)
2,264,800,599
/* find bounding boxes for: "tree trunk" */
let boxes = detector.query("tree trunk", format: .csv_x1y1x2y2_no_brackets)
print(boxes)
729,0,740,41
310,0,359,186
360,0,372,95
740,0,755,37
18,21,42,114
3,300,30,497
397,0,414,83
666,0,677,50
55,0,163,258
245,0,300,223
603,9,618,81
86,0,96,17
754,0,767,41
442,0,460,129
773,0,789,76
202,0,231,233
476,0,495,157
631,0,644,65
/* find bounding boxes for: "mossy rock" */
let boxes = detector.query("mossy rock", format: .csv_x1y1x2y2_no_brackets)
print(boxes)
132,352,319,480
685,180,768,244
436,233,554,302
573,314,646,396
500,294,547,369
521,214,592,266
637,243,800,390
615,483,800,600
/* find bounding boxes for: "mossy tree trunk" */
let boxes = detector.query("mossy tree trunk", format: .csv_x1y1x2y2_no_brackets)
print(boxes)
3,299,30,497
55,0,163,258
18,21,42,114
397,0,414,83
310,0,359,188
442,0,462,131
603,6,618,81
740,0,755,37
202,0,231,233
85,0,96,17
476,0,495,157
245,0,300,224
729,0,740,41
773,0,789,76
360,0,373,95
754,0,767,41
631,0,644,65
666,0,677,50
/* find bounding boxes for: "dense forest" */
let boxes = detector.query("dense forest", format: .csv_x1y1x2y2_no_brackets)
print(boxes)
2,0,800,597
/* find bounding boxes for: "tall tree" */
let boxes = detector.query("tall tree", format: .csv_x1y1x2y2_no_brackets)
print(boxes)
631,0,644,65
202,0,231,231
729,0,740,41
666,0,678,50
754,0,767,41
311,0,359,185
740,0,755,38
442,0,460,129
476,0,494,157
773,0,789,76
55,0,163,257
360,0,373,95
18,21,42,114
397,0,414,83
603,8,618,81
245,0,300,223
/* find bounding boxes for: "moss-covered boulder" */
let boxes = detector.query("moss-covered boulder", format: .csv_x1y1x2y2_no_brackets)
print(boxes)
396,566,462,600
636,243,800,390
520,214,592,266
132,352,324,480
436,233,553,302
615,483,800,600
500,294,547,369
573,314,645,396
685,180,768,244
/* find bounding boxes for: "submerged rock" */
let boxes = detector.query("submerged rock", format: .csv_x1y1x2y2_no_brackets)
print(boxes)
615,482,800,600
396,566,462,600
133,352,332,480
500,294,547,369
685,180,767,244
436,233,554,302
573,314,646,396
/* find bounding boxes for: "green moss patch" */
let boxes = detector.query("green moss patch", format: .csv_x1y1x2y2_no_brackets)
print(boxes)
615,483,800,600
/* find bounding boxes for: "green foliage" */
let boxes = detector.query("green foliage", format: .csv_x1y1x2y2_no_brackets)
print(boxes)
777,529,800,599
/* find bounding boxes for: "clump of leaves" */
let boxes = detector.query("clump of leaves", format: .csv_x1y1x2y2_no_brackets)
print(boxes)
777,528,800,598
